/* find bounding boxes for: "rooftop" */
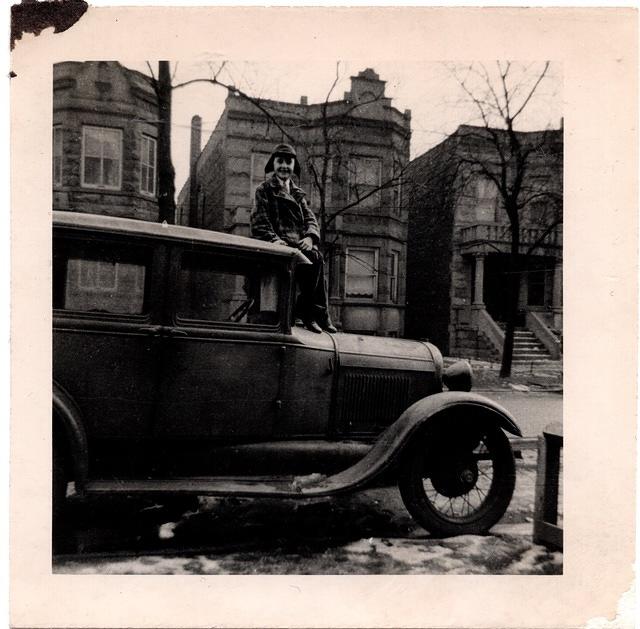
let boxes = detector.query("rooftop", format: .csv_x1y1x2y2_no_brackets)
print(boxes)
53,211,308,263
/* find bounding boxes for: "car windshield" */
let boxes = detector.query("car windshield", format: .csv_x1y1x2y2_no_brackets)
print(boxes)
175,251,280,326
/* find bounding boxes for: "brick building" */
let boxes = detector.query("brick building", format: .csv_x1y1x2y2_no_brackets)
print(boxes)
177,69,411,336
53,61,159,221
404,124,563,362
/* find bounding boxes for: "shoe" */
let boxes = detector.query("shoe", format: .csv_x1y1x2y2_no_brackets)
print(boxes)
304,320,323,333
316,316,337,333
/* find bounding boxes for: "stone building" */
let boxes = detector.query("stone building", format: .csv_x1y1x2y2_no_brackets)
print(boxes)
177,69,411,336
404,124,563,362
53,61,159,221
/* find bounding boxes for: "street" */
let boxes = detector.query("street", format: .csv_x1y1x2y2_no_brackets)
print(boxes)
53,391,563,575
482,390,562,438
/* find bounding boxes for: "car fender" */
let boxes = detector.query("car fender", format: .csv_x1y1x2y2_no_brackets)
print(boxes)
52,381,89,492
308,392,521,495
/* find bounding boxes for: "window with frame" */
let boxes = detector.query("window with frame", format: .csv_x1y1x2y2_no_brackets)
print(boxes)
348,156,382,209
528,199,550,225
527,269,550,307
475,176,498,222
140,135,157,195
176,252,280,326
392,159,404,216
328,246,341,299
393,181,402,216
81,126,122,189
250,152,271,200
53,239,149,315
53,126,63,187
389,250,400,303
345,247,378,300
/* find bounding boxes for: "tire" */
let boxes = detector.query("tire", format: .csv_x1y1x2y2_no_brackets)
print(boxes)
398,420,516,537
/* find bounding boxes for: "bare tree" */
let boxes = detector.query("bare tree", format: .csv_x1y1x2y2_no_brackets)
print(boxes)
448,61,562,377
299,64,409,251
146,61,176,223
149,61,409,295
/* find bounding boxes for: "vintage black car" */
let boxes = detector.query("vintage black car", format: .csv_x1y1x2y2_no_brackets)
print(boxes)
53,211,522,545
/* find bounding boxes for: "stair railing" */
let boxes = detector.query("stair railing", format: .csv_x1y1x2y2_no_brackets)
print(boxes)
526,311,562,359
476,308,504,356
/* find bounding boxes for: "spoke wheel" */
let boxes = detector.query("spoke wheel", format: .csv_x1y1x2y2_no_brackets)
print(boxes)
398,421,516,537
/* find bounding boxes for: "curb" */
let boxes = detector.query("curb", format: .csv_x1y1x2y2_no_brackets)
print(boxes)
510,437,538,451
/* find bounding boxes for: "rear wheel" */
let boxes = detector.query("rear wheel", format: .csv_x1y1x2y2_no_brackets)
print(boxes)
398,420,516,537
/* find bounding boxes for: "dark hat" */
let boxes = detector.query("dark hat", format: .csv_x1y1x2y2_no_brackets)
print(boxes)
265,143,301,177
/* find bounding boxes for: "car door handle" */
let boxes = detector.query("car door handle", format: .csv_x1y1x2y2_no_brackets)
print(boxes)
168,329,188,337
138,325,162,336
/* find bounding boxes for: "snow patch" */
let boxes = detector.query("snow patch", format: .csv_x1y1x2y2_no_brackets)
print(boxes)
55,556,209,575
505,545,562,574
158,522,177,539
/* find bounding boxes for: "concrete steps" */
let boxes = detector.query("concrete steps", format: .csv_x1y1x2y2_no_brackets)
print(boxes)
499,326,554,363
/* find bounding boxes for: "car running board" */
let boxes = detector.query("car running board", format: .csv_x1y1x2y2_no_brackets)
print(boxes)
84,472,357,498
83,402,529,500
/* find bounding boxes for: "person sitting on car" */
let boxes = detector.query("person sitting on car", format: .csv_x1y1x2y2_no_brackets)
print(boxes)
250,143,336,334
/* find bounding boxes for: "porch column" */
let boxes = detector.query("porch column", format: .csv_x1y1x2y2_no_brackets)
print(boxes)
470,253,487,328
552,260,563,329
473,254,486,306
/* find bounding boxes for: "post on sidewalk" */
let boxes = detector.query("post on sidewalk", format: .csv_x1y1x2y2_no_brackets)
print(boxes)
533,422,563,550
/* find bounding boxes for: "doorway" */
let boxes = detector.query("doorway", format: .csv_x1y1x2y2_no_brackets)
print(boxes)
483,254,511,323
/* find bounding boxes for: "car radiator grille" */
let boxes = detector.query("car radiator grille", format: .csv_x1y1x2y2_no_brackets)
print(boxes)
336,370,419,434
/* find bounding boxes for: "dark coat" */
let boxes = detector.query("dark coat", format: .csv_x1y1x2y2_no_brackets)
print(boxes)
251,175,320,247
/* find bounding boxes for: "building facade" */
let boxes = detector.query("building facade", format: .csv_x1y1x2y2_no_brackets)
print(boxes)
177,69,411,337
404,125,563,362
53,61,159,221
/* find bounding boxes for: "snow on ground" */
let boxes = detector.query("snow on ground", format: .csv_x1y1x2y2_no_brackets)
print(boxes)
54,450,563,575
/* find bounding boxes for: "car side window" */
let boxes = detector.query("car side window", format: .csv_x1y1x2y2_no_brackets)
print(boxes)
53,237,150,315
176,251,280,326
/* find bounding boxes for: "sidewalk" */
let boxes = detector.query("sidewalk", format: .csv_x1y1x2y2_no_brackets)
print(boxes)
444,356,563,392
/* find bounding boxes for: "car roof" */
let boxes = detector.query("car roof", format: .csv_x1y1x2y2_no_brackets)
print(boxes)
53,211,309,263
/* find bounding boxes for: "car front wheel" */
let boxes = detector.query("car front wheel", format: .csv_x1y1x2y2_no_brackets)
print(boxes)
398,420,516,537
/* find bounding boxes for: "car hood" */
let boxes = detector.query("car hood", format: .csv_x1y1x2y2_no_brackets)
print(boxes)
292,327,442,375
293,329,444,435
335,332,441,373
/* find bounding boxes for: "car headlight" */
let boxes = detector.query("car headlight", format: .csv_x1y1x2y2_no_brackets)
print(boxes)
442,360,473,392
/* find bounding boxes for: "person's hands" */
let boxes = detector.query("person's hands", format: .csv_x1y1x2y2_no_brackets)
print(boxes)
298,236,314,252
273,238,288,246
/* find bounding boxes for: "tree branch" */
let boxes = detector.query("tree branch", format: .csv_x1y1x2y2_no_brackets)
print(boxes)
145,61,157,83
172,76,298,144
324,166,407,226
517,189,562,209
511,61,550,120
523,218,563,258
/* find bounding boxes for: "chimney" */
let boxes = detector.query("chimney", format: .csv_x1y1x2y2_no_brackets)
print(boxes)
188,115,202,227
300,95,308,105
189,115,202,170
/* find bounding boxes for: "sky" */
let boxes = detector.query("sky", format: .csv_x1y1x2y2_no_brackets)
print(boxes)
128,59,563,193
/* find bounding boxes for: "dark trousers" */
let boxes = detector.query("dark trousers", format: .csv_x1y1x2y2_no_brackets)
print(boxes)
295,248,331,324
